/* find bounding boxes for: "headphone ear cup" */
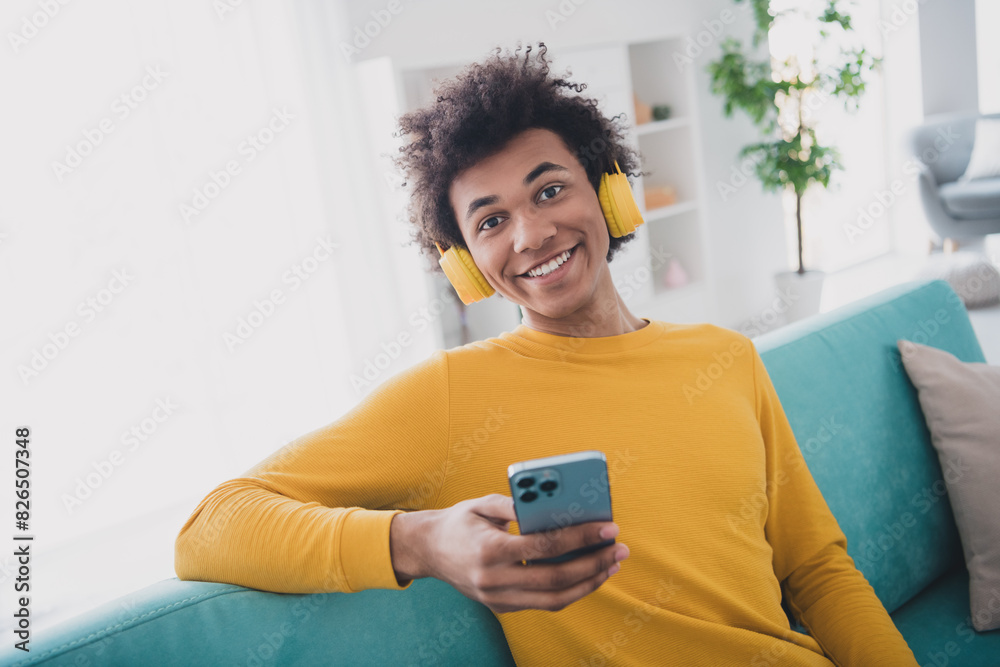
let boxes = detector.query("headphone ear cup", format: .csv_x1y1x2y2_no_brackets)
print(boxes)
598,172,626,237
599,160,645,238
436,242,495,305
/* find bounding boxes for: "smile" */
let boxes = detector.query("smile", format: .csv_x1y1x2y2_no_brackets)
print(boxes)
521,244,578,281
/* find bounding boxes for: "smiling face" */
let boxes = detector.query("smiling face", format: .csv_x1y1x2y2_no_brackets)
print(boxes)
448,127,630,333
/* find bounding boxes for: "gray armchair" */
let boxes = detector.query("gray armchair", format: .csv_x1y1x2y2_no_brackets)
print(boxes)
908,111,1000,244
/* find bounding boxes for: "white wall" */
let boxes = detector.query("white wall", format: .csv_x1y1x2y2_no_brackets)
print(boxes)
975,0,1000,114
880,0,933,258
918,0,979,115
337,0,787,332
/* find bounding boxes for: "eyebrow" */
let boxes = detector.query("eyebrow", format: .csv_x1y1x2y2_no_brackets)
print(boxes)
463,161,570,224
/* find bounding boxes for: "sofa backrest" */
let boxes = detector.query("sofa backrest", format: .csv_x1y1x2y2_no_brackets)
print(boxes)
3,279,983,666
907,111,1000,185
754,278,984,614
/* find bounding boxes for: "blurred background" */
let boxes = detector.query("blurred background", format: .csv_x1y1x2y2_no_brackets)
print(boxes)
2,0,998,637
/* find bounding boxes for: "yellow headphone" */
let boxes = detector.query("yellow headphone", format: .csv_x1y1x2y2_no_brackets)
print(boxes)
435,160,645,305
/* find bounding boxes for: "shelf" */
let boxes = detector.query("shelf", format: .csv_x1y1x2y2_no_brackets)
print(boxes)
634,117,690,135
628,40,691,119
643,200,697,222
635,129,697,203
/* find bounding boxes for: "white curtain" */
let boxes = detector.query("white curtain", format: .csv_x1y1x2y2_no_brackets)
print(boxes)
1,0,437,634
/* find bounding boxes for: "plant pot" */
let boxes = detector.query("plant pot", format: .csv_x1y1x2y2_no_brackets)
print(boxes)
773,270,825,323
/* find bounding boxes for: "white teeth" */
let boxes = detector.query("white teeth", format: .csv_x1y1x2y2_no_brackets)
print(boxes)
527,248,573,277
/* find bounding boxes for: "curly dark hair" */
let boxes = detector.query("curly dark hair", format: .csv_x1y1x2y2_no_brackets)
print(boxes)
390,41,644,279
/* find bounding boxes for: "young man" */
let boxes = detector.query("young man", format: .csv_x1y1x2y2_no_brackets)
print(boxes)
175,42,918,665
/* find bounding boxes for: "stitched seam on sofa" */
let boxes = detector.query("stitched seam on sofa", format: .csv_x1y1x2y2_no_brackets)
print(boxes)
12,587,245,666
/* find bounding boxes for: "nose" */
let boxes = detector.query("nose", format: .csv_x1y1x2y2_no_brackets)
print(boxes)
511,208,557,255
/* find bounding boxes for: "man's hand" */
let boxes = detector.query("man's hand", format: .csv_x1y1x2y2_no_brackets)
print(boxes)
389,493,629,613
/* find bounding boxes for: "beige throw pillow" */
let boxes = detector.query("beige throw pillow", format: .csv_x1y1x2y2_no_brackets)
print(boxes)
897,340,1000,631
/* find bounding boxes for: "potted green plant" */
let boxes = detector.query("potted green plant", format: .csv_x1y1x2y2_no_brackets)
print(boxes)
707,0,880,321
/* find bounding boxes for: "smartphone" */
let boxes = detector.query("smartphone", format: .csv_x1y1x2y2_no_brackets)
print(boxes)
507,450,615,565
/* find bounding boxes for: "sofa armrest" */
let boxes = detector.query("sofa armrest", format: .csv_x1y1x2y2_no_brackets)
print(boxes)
0,577,515,666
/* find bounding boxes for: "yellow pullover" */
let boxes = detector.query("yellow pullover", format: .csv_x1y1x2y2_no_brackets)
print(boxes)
175,318,918,666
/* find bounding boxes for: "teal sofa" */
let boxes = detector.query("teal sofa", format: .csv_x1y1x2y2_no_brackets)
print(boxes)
4,278,999,666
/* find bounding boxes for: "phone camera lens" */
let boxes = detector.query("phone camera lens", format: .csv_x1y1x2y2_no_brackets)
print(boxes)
539,480,557,492
516,477,535,489
520,490,538,503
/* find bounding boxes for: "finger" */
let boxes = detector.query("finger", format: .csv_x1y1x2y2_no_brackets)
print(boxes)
469,493,517,524
505,541,623,593
504,520,618,565
485,561,618,614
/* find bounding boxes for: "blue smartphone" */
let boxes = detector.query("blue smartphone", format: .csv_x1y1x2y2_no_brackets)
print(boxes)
507,450,615,565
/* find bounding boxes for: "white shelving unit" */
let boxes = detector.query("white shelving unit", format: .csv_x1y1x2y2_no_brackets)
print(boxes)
357,35,715,348
625,37,714,326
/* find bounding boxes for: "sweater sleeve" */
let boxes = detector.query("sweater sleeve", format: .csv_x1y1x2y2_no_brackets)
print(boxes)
174,349,451,594
750,342,919,666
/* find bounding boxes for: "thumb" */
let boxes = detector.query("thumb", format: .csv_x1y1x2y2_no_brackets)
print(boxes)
471,493,517,525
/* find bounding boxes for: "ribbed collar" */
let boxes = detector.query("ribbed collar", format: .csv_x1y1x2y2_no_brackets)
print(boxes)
500,318,665,356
